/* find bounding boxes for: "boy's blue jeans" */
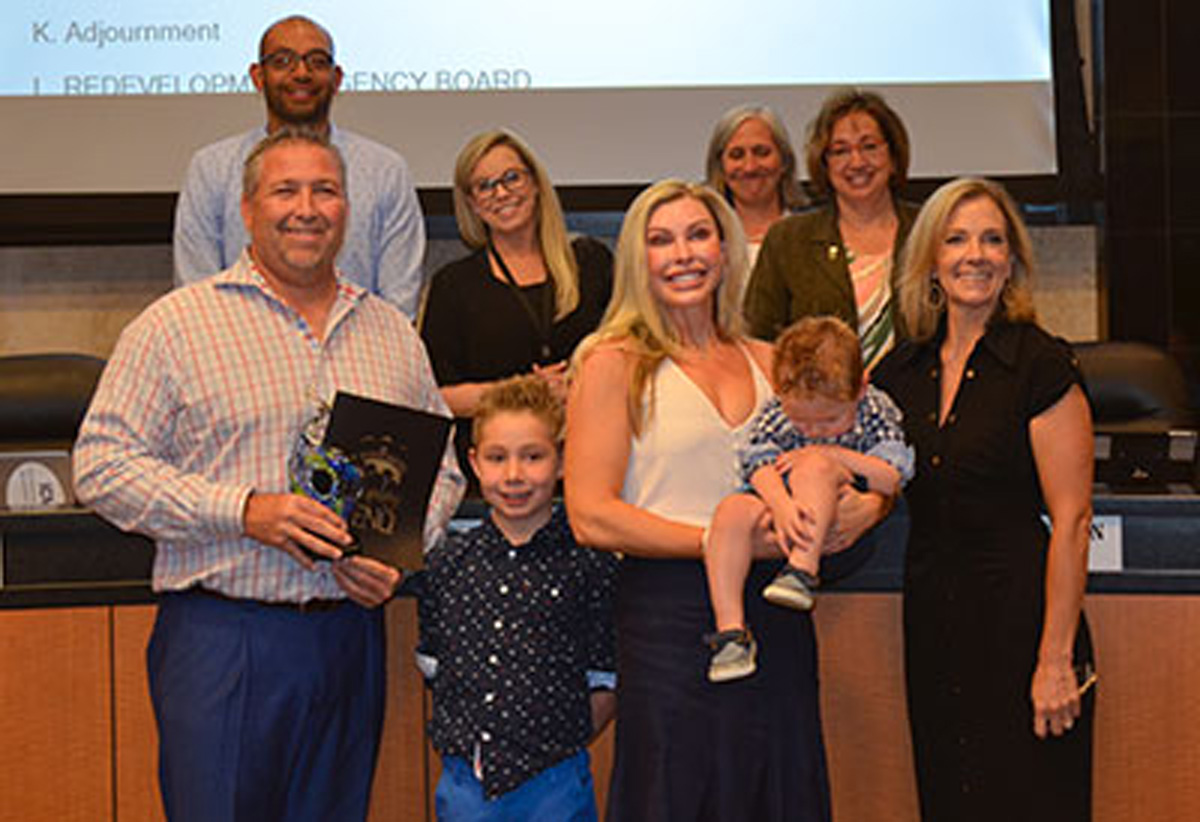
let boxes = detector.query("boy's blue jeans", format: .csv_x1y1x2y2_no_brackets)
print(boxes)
435,749,598,822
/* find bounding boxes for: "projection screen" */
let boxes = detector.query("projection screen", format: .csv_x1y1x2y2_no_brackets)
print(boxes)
0,0,1054,193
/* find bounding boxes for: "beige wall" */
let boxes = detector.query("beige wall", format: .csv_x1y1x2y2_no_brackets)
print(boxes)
0,245,171,358
0,226,1099,360
1030,224,1100,341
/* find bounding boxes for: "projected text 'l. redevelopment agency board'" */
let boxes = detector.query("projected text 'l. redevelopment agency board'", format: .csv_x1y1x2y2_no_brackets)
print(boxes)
4,0,1049,97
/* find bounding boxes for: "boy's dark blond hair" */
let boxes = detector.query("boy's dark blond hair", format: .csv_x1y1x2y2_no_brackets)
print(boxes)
472,375,566,446
772,316,863,403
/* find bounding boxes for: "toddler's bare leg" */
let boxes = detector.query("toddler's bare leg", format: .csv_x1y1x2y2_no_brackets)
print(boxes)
705,493,768,632
782,450,842,578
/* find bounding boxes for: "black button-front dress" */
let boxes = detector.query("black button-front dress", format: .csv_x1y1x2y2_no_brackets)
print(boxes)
873,320,1094,822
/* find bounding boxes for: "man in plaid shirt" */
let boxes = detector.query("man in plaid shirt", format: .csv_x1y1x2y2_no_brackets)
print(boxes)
75,127,463,821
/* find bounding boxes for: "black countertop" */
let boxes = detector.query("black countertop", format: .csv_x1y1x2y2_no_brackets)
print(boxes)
4,491,1200,608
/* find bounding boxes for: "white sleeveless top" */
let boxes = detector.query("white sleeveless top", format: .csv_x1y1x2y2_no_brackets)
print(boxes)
621,347,773,528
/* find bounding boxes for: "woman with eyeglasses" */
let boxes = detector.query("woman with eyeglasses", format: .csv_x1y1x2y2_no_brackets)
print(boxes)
420,129,613,486
744,88,919,373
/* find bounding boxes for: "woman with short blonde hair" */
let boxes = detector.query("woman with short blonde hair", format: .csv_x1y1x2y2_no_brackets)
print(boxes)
874,177,1095,822
896,176,1037,341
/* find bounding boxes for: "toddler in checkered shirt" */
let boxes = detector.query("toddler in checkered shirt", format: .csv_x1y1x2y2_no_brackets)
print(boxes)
703,316,914,683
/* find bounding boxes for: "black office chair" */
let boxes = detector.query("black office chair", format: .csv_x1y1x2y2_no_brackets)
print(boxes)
0,353,105,447
1073,341,1196,433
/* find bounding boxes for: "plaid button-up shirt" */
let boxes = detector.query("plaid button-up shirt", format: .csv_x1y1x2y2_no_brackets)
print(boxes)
738,384,915,489
74,252,463,602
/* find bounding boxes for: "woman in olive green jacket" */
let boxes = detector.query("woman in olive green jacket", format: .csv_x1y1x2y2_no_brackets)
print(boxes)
745,88,918,371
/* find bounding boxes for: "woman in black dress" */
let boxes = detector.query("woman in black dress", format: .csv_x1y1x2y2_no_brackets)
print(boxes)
420,129,612,481
873,177,1095,821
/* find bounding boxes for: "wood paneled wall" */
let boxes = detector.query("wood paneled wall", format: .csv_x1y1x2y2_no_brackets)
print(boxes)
0,607,112,822
4,592,1200,821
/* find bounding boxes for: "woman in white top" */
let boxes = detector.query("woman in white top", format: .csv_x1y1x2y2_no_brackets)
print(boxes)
566,180,887,822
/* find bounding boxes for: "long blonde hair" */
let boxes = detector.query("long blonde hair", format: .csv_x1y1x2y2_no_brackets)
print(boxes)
897,177,1038,341
575,180,749,433
452,129,580,320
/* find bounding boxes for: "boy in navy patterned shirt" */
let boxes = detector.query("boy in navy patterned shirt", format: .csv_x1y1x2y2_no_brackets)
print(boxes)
417,375,617,821
703,317,914,682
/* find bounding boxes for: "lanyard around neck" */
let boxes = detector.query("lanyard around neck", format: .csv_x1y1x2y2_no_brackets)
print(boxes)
487,239,555,363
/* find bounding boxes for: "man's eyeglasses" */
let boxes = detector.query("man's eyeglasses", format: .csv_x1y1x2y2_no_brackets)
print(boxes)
469,167,532,200
261,49,336,73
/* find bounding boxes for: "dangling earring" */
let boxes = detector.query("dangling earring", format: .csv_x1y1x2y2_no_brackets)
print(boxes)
929,275,945,310
998,276,1015,316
